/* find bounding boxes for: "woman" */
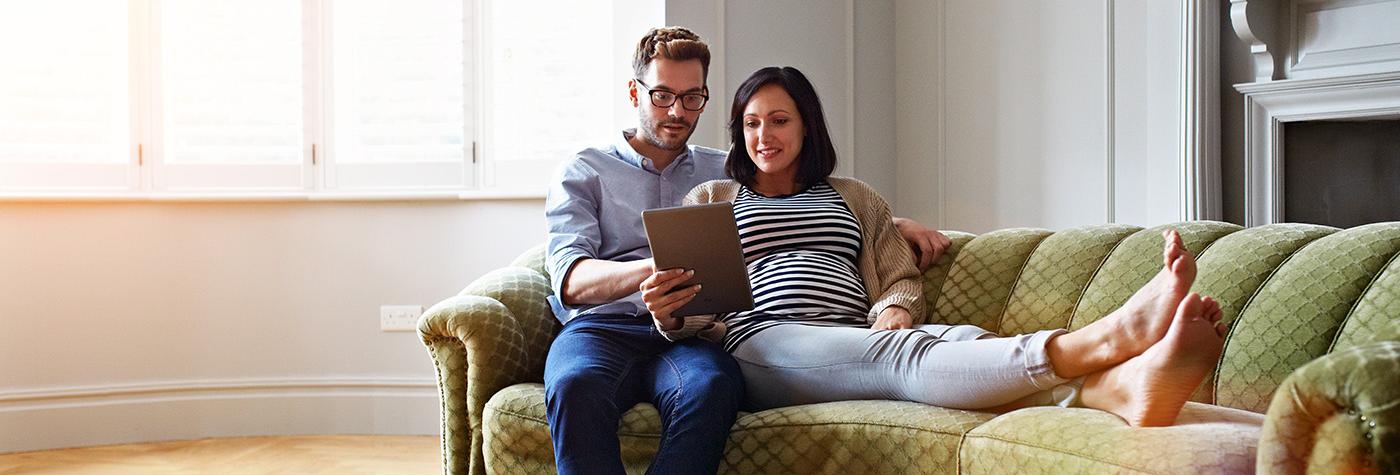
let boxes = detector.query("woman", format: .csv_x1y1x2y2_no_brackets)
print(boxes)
640,66,1226,427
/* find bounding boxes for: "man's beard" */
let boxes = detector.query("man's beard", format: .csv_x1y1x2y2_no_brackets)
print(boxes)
639,116,694,151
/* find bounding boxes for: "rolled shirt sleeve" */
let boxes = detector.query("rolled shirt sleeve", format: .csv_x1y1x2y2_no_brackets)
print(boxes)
545,160,602,300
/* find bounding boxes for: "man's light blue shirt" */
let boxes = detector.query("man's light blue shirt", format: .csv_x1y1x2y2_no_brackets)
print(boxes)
545,129,729,323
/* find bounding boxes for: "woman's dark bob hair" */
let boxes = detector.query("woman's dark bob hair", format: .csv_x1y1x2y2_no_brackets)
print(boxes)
726,66,837,191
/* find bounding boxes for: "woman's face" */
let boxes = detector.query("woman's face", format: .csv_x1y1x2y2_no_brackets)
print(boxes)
742,84,804,182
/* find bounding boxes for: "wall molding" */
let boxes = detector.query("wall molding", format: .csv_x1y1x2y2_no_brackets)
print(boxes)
937,0,947,227
1105,0,1116,223
1286,0,1400,79
1,376,439,454
1237,71,1400,226
714,0,728,147
1230,0,1281,82
1181,0,1223,221
843,0,857,180
0,376,436,409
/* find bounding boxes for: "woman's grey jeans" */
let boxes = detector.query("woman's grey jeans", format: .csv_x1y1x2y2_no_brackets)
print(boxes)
729,323,1083,411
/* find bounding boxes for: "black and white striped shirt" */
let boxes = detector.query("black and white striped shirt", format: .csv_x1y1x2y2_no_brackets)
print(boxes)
720,181,869,351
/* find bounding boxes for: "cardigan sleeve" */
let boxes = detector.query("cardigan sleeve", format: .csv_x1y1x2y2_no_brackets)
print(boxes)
856,183,927,324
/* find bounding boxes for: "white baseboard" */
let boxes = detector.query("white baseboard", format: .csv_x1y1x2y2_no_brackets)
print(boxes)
0,377,440,454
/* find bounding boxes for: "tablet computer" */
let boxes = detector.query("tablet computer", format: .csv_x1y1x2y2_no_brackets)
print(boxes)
642,202,755,317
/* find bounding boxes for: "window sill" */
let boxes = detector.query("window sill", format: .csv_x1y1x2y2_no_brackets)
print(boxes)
0,189,546,203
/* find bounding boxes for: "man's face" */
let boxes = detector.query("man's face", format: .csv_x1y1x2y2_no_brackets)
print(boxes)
631,58,706,151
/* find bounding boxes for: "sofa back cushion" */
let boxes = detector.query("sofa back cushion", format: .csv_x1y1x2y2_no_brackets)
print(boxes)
924,221,1400,414
1208,223,1400,412
517,221,1400,414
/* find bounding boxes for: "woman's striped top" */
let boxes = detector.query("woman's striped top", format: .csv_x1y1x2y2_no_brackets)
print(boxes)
719,181,870,352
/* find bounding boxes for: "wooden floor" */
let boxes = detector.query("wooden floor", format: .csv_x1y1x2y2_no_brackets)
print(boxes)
0,435,439,475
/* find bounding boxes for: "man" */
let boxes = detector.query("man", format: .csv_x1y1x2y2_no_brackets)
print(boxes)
544,27,949,474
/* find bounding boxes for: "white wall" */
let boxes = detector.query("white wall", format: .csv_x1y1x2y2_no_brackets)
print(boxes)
667,0,899,198
0,200,545,452
895,0,1190,233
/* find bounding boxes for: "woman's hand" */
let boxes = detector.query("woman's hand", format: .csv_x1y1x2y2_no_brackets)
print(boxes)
893,217,951,271
640,267,701,330
872,306,913,331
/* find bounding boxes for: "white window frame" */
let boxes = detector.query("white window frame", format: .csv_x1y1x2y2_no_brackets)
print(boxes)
318,0,477,192
0,0,143,192
475,0,556,196
1,0,486,199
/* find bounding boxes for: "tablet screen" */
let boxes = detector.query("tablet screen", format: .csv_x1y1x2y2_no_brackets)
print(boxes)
642,202,755,316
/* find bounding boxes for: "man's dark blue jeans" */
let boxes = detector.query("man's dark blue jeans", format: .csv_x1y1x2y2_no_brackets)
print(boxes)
544,313,744,475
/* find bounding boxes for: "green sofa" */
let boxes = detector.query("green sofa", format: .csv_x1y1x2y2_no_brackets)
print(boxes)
418,221,1400,474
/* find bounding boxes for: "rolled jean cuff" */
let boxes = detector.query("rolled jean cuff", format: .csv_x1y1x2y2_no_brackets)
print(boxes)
1025,328,1070,390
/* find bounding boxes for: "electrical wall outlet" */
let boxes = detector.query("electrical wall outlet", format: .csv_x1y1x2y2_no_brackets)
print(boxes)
380,305,422,332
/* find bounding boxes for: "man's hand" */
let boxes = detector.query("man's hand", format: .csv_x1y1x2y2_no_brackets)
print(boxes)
872,306,913,331
893,217,951,272
640,268,701,331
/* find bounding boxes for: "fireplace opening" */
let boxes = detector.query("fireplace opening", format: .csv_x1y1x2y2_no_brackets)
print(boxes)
1283,118,1400,228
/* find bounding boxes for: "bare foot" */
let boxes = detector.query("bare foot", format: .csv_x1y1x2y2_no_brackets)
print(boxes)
1201,295,1228,337
1080,293,1225,427
1088,229,1196,363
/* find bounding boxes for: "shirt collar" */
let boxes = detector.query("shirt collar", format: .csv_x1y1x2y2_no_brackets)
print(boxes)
617,128,693,173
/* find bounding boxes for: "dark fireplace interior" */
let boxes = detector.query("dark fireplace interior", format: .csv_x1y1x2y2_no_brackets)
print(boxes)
1283,119,1400,228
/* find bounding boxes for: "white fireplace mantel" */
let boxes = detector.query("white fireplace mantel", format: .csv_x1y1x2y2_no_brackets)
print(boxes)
1238,72,1400,226
1232,0,1400,226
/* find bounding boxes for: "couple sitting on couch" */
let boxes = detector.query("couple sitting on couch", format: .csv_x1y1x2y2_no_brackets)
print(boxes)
544,27,1226,475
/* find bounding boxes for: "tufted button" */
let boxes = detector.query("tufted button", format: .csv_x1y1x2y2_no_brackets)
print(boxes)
1364,432,1373,440
1369,420,1377,428
1359,414,1367,421
1347,408,1356,415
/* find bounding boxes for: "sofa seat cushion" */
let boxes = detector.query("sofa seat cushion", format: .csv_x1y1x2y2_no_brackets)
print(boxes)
960,402,1264,474
482,383,998,474
483,383,665,474
722,400,996,474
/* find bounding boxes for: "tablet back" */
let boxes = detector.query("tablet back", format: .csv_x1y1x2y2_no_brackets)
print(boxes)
642,202,755,317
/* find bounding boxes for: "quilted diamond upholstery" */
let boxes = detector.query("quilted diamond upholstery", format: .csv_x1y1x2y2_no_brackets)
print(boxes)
1258,341,1400,475
920,231,976,324
1188,223,1337,403
482,384,994,475
420,266,560,475
510,244,548,276
960,403,1264,474
424,222,1400,475
1215,223,1400,413
998,224,1141,336
722,401,994,474
484,384,662,475
1332,251,1400,351
1069,222,1240,331
933,228,1053,332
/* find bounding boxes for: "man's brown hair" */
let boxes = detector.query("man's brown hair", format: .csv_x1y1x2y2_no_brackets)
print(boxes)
633,27,710,85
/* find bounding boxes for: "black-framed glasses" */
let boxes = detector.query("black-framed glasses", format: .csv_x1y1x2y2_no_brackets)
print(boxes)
635,79,708,111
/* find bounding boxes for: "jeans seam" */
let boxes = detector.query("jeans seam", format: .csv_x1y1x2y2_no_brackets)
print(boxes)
648,352,686,473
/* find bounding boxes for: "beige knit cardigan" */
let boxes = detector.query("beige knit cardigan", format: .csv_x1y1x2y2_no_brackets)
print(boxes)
657,176,926,342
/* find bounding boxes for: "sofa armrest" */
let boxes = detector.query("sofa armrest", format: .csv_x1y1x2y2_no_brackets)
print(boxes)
418,266,559,475
1258,340,1400,475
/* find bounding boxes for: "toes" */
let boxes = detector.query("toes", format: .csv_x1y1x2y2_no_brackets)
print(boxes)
1176,293,1204,321
1168,255,1189,278
1162,230,1182,264
1215,322,1228,338
1202,297,1221,321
